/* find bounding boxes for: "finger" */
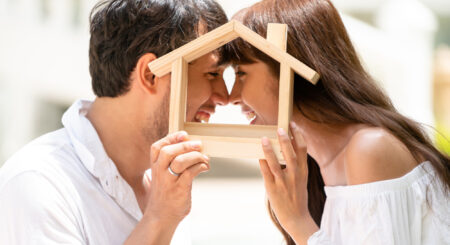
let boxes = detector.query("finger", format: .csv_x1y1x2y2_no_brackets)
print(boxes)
259,159,275,186
177,163,210,187
277,128,298,171
289,122,306,151
261,137,283,179
151,131,188,163
289,122,308,167
170,151,209,174
259,160,277,196
157,140,203,169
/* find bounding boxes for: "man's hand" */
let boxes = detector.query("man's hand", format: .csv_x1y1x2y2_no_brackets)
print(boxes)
146,130,210,224
125,131,209,245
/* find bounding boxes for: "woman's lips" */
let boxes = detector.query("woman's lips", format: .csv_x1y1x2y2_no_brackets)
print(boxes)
244,110,257,125
245,111,256,121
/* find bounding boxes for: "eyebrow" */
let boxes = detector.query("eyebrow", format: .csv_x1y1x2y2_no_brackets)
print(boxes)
208,61,219,69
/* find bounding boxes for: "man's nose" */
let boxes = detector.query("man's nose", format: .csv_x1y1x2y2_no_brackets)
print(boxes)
211,77,229,106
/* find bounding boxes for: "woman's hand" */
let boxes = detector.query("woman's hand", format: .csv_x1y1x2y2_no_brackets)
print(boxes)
259,122,318,244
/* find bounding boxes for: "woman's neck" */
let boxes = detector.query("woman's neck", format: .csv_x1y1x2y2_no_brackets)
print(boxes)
292,110,367,186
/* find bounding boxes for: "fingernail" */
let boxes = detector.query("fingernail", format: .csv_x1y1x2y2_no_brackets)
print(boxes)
261,137,270,146
290,121,297,129
278,128,286,136
202,163,210,171
177,131,188,141
190,141,202,150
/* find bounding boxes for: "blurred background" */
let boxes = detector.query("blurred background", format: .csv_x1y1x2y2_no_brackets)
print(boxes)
0,0,449,244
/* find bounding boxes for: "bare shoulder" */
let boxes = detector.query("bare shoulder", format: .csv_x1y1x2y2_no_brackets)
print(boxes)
344,127,419,185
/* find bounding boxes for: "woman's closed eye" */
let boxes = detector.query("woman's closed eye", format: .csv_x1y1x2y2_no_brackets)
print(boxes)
235,70,246,77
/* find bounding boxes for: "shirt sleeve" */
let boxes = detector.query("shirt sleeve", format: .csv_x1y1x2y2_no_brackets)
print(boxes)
0,171,85,245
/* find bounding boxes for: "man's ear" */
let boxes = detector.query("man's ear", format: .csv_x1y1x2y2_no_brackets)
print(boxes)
136,53,158,94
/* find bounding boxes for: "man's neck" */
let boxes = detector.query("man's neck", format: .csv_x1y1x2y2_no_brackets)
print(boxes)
86,97,150,190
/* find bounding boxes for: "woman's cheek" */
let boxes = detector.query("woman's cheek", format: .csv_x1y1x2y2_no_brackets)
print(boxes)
242,87,263,114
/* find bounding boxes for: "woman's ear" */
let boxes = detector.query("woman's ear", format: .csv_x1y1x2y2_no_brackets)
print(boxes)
136,53,158,94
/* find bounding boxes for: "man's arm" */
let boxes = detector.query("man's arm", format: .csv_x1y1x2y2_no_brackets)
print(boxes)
124,214,178,245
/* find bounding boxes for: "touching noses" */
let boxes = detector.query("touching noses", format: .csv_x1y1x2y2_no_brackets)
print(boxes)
229,80,243,106
210,77,229,106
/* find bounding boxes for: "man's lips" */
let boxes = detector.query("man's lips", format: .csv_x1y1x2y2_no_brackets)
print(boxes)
194,110,212,123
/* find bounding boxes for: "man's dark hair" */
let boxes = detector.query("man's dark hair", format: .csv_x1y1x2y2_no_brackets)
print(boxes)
89,0,228,97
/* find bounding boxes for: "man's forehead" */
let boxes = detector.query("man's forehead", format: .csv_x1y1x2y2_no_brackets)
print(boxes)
190,52,223,68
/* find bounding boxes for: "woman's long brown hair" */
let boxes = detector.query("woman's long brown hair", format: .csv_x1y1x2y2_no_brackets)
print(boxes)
222,0,450,244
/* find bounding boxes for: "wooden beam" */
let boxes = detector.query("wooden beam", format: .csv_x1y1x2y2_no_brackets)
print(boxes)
267,23,287,52
149,21,238,77
234,21,320,84
266,23,298,143
278,65,295,135
267,23,291,135
168,57,188,133
184,122,278,138
188,135,282,160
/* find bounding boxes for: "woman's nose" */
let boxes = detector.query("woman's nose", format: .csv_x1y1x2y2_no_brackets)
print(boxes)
229,80,243,105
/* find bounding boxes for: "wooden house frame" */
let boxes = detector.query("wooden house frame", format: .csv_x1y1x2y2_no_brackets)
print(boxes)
148,20,319,160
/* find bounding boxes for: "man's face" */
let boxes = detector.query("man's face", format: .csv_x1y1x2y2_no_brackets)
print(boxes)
186,52,229,123
143,52,228,146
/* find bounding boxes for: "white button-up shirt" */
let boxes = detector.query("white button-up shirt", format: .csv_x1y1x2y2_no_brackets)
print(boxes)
0,100,191,245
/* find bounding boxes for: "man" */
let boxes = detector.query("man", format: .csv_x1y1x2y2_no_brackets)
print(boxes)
0,0,229,244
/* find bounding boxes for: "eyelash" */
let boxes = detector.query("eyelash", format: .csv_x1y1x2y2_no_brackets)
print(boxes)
235,71,246,76
208,72,220,77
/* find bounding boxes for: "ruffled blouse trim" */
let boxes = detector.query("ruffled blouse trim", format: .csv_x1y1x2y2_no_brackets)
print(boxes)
324,161,434,197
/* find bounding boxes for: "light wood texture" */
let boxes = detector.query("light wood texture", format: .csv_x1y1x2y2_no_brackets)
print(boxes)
184,122,278,138
188,135,282,160
278,65,295,135
149,20,320,85
267,23,292,135
234,21,319,84
267,23,288,52
157,21,318,160
168,57,188,133
149,21,237,77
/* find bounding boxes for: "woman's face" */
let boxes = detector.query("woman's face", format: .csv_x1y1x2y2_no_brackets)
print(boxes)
229,61,279,125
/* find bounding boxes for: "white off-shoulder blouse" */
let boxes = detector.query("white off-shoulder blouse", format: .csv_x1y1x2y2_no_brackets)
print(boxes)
308,161,449,245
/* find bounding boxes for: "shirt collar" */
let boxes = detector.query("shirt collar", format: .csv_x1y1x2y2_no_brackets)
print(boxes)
62,99,143,221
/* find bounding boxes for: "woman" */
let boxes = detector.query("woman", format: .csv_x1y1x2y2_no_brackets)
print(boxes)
223,0,450,244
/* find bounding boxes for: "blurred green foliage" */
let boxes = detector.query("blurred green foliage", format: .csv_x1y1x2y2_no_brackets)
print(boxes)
436,122,450,156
